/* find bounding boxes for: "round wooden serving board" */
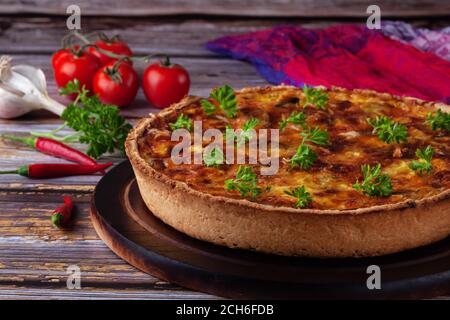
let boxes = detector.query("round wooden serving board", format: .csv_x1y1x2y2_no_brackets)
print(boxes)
90,160,450,299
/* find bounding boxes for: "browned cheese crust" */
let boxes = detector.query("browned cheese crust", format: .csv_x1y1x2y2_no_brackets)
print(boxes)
126,86,450,257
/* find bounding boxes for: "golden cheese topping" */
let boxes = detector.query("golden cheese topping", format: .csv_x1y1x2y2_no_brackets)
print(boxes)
137,86,450,211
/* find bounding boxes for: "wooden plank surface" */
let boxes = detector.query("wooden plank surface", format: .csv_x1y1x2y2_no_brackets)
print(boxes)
1,0,449,17
0,192,214,299
1,17,448,57
0,17,322,56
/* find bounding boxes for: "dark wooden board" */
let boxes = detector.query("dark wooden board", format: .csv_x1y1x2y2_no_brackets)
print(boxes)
1,0,449,17
90,160,450,299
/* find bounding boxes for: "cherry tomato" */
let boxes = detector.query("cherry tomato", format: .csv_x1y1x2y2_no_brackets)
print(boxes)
51,45,80,69
93,61,139,107
53,50,101,96
142,57,190,109
88,37,133,66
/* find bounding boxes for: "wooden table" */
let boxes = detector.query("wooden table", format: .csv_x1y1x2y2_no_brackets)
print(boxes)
0,1,449,299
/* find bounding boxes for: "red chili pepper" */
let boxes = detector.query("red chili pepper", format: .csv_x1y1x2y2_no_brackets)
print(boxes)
3,135,97,167
51,196,74,228
0,162,112,179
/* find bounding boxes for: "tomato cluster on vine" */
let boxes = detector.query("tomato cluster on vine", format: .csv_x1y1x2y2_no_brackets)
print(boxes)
51,33,190,108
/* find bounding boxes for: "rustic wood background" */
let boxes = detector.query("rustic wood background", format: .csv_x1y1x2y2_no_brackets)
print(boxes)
0,0,449,299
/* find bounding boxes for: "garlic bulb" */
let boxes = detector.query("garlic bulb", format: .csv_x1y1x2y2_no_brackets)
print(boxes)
0,56,66,119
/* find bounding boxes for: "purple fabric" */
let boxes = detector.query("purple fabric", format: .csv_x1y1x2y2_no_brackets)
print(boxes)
382,21,450,61
205,23,450,103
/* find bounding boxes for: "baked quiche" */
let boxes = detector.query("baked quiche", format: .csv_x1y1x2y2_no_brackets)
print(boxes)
126,85,450,258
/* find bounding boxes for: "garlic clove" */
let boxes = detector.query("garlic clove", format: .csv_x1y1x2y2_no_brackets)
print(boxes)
0,85,35,119
0,56,66,119
0,82,25,97
12,65,48,94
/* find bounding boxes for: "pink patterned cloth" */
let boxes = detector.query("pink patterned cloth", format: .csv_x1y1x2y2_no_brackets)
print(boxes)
206,23,450,103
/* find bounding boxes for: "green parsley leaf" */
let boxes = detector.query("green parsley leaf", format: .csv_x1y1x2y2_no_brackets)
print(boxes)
236,117,260,145
279,119,288,130
367,116,408,144
409,145,434,174
279,111,307,130
204,84,237,118
224,165,261,198
60,80,132,159
300,126,329,146
302,86,329,110
169,114,192,131
353,164,393,197
290,142,317,170
427,109,450,132
200,99,217,115
203,147,224,167
243,117,260,131
285,186,312,208
59,79,84,96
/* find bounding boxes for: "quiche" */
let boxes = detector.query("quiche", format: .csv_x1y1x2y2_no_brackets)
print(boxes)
125,85,450,258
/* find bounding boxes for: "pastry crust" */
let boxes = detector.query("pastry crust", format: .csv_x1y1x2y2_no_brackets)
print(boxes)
126,86,450,257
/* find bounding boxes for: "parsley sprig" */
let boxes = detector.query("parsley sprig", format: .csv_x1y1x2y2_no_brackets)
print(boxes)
203,147,224,167
285,186,312,208
409,145,434,174
353,164,393,197
52,80,132,159
289,125,328,169
169,114,192,131
300,126,329,146
236,117,259,145
200,100,216,115
279,111,307,130
290,141,317,170
302,86,328,110
224,166,261,198
427,109,450,132
201,85,237,118
367,116,408,144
